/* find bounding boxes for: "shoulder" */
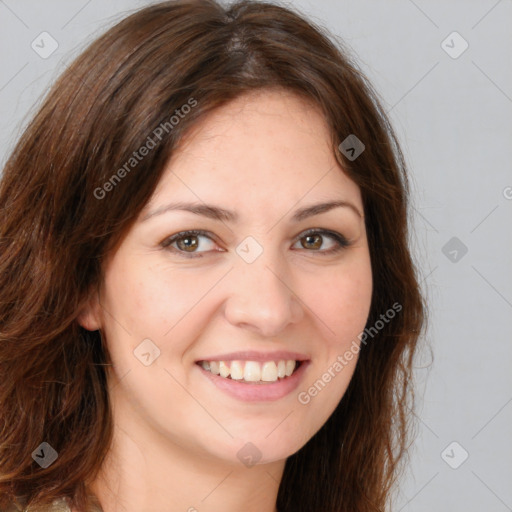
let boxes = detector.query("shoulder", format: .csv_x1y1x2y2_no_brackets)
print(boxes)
3,497,71,512
41,498,72,512
3,496,102,512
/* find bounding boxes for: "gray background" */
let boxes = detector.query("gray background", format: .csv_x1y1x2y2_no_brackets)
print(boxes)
1,0,511,510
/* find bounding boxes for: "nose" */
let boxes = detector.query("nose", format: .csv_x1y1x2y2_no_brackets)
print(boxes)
223,249,304,337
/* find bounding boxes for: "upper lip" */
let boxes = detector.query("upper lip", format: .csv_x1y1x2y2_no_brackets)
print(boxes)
196,350,310,363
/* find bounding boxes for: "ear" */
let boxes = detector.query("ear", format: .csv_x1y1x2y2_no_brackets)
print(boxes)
77,288,102,331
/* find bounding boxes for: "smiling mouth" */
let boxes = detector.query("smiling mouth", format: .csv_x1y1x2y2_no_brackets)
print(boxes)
196,359,302,383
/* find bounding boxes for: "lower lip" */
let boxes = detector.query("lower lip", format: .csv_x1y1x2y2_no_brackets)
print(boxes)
196,361,309,402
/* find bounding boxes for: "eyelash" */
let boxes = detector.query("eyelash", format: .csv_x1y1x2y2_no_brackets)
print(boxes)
160,228,351,259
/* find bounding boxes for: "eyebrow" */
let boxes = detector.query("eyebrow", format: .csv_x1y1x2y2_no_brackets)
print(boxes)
141,199,362,223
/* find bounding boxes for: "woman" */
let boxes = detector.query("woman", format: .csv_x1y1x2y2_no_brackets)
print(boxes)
0,0,426,511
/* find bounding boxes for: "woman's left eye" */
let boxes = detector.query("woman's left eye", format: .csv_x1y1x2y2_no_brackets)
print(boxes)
161,229,350,258
292,229,350,254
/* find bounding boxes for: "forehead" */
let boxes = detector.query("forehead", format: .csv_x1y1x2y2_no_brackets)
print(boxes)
146,89,363,215
176,88,328,156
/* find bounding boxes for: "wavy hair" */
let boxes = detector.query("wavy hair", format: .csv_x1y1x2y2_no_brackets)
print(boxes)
0,1,426,510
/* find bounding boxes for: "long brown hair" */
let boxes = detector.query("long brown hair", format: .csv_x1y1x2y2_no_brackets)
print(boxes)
0,1,426,510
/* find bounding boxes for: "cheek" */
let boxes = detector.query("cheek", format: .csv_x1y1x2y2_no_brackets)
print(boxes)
103,254,214,337
301,259,373,350
294,256,372,427
293,265,371,433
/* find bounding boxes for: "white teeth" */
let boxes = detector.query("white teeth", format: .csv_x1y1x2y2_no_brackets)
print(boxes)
277,360,286,378
244,361,261,382
230,360,244,380
261,361,277,382
209,361,220,375
219,361,230,378
200,359,299,382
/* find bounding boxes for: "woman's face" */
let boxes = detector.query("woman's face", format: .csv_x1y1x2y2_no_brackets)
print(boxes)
80,89,372,467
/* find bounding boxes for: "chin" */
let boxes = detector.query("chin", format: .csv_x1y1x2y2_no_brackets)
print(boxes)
225,430,309,467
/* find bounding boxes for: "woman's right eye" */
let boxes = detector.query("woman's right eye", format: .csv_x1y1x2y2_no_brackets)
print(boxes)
161,230,220,258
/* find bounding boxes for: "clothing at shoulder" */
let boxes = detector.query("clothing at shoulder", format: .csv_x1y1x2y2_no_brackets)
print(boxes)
4,497,102,512
2,497,70,512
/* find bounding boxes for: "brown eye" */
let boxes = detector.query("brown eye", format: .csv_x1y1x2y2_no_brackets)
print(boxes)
301,234,323,250
176,235,199,252
161,230,218,258
293,229,350,255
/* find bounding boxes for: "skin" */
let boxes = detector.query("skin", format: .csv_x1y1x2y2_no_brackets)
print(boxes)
78,88,373,512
